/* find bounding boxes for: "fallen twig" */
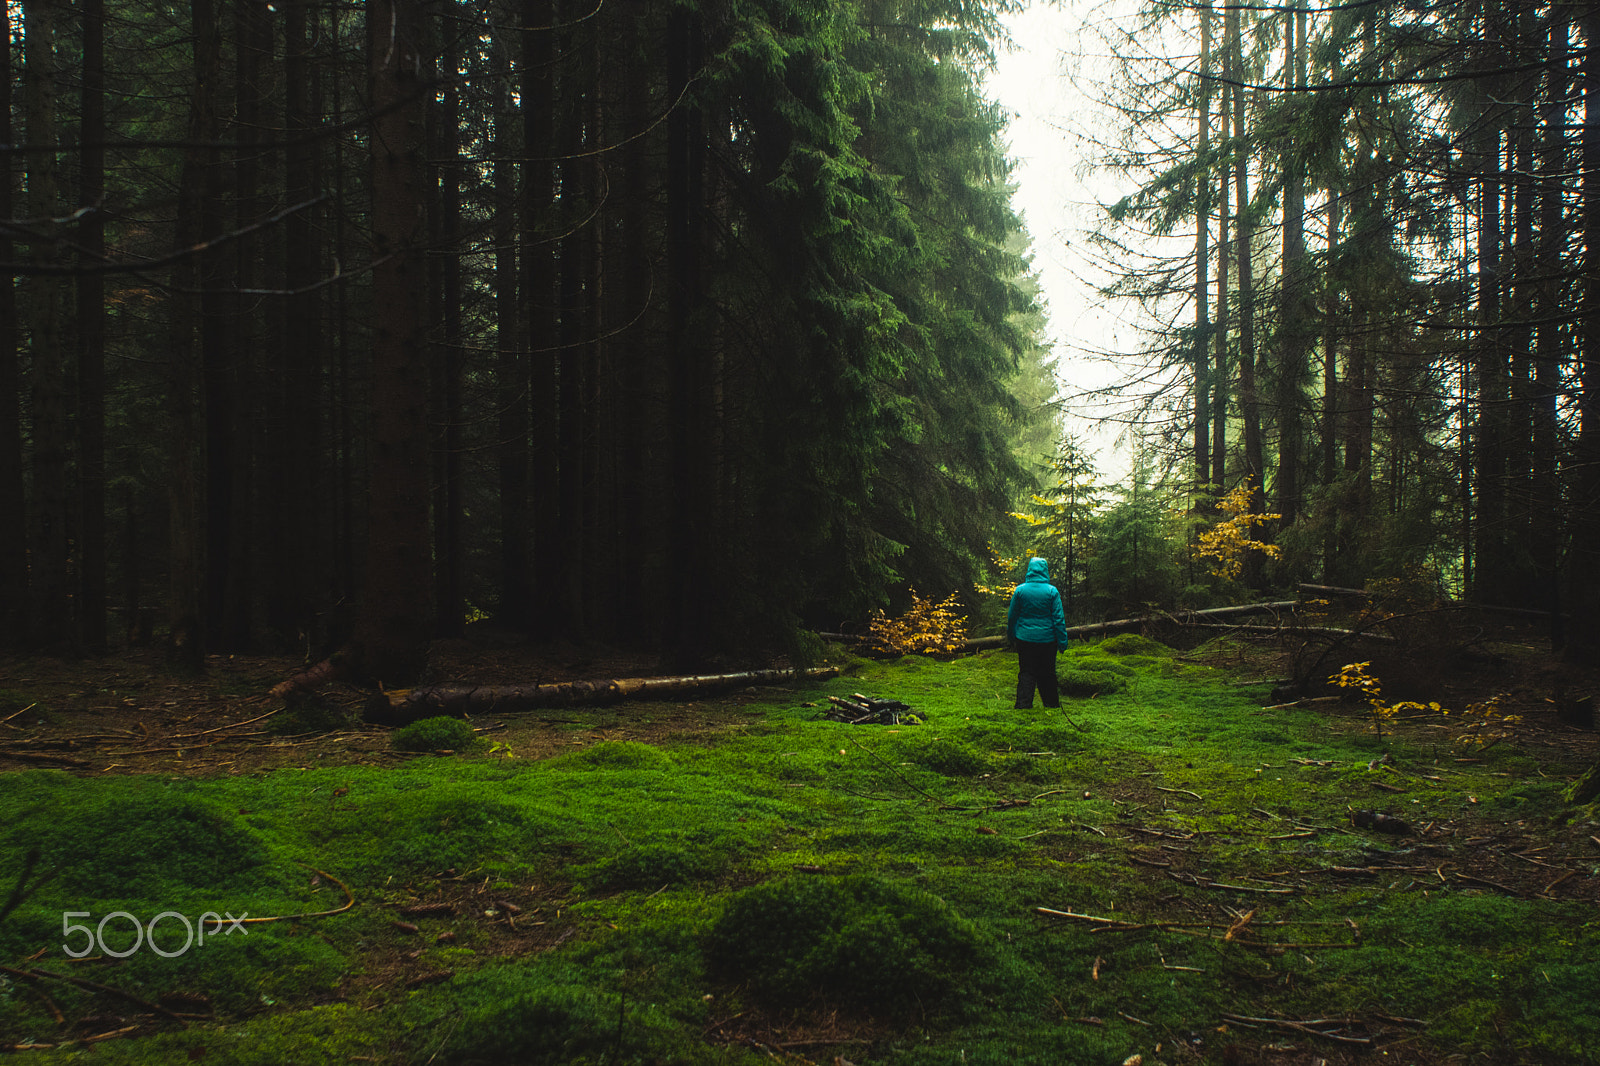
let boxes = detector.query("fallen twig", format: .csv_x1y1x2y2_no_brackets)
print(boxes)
1453,872,1522,896
0,702,37,725
1155,786,1203,801
846,735,945,805
0,750,93,767
167,709,282,740
1220,1013,1372,1046
199,864,356,931
0,965,187,1024
1169,871,1296,895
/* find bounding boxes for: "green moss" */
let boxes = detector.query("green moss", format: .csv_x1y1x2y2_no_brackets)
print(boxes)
908,735,990,776
582,840,735,890
269,692,350,735
29,789,271,899
1056,668,1128,697
705,874,991,1015
391,715,480,753
1,642,1591,1065
1092,633,1171,656
558,739,672,770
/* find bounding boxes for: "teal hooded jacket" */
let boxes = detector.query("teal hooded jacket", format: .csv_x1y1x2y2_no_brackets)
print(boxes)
1006,557,1070,646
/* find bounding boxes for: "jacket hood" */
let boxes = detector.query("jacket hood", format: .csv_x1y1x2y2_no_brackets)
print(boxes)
1025,557,1051,582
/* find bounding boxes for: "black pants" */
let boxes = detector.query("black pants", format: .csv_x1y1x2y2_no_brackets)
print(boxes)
1014,640,1059,709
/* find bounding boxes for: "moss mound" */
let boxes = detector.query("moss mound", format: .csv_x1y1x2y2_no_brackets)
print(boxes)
705,874,990,1014
908,735,991,776
584,841,729,890
43,792,270,898
559,739,672,771
1056,668,1130,697
420,963,689,1064
392,716,479,753
1094,633,1172,656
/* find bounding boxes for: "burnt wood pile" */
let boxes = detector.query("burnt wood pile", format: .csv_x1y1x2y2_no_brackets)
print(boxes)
822,693,917,725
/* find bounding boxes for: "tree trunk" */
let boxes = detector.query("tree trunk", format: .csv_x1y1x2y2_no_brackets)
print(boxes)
431,26,465,638
1211,60,1230,500
364,667,842,725
1274,3,1308,531
1564,0,1600,664
557,7,589,638
1192,0,1212,505
0,0,22,645
1533,8,1568,646
354,0,435,684
273,0,325,647
23,0,72,651
1320,194,1341,581
1227,5,1264,585
165,0,226,670
76,0,108,653
524,0,561,639
665,0,715,664
494,99,532,628
1471,5,1511,606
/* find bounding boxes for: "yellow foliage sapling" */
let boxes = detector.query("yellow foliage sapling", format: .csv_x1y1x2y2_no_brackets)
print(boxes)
1330,661,1520,748
867,590,969,656
1193,484,1281,581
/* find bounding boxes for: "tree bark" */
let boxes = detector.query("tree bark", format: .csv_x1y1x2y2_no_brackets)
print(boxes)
1470,5,1511,606
430,22,465,638
1192,0,1212,505
1227,4,1264,585
76,0,108,652
524,0,561,638
364,667,842,724
494,98,532,628
354,0,435,684
23,0,72,651
0,0,22,645
272,0,326,647
1211,57,1230,500
1532,8,1568,646
1564,0,1600,664
1274,3,1308,530
664,0,717,666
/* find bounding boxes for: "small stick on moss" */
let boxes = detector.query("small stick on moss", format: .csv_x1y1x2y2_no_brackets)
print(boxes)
82,1025,141,1044
846,735,945,805
1452,872,1523,896
199,864,356,930
1155,786,1203,801
1220,1013,1371,1046
1033,907,1215,933
169,709,282,739
0,965,187,1024
1058,707,1090,733
0,702,37,725
1129,855,1171,869
1224,909,1256,941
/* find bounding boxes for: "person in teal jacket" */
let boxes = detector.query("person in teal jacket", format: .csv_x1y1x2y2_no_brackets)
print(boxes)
1006,557,1070,709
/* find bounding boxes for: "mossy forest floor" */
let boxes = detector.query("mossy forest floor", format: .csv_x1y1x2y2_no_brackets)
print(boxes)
1,626,1597,1065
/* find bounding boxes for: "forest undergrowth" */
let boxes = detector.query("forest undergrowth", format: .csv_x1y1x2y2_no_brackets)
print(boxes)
1,633,1597,1065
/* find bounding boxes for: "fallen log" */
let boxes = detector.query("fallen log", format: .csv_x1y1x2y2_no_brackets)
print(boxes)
1297,583,1563,619
1181,622,1399,643
962,601,1303,649
364,666,841,725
